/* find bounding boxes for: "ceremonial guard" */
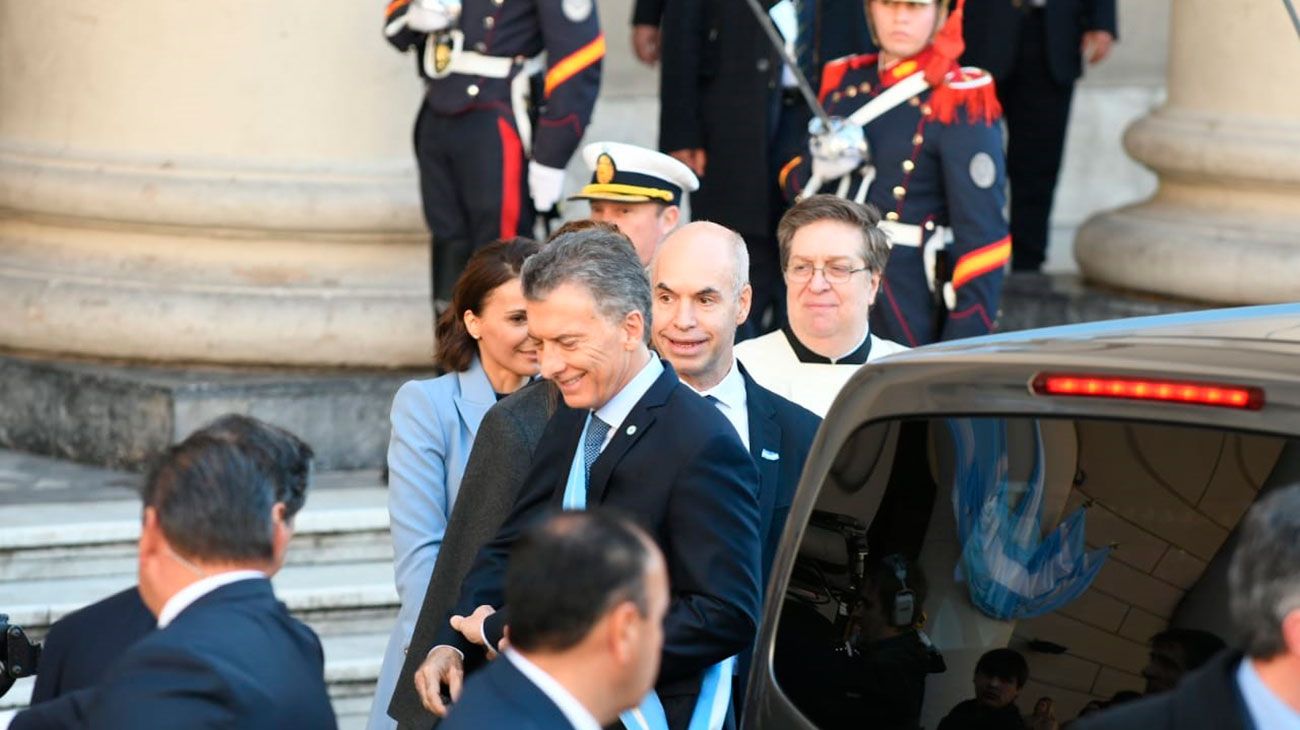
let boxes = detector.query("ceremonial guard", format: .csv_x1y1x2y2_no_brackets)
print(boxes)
384,0,604,306
778,0,1009,346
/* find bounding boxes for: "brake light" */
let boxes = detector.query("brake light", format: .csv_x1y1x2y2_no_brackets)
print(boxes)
1031,373,1264,410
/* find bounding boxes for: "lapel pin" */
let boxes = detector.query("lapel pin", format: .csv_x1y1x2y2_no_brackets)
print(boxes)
761,449,780,461
626,425,637,436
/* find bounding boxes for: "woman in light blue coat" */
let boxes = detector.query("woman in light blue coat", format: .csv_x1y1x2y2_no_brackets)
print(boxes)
369,239,541,730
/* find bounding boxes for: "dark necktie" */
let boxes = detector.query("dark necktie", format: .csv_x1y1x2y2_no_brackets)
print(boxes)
794,0,817,86
584,415,611,485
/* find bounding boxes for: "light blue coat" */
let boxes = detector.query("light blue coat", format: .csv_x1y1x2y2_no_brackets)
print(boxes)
368,358,496,730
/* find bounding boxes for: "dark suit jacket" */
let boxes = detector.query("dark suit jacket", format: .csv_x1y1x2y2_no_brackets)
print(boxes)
658,0,872,236
437,362,762,729
961,0,1119,86
439,654,575,730
741,365,821,590
28,587,156,705
389,379,559,729
1076,651,1251,730
14,578,335,730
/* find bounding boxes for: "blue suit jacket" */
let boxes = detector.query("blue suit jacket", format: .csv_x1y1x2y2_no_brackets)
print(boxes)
740,364,821,591
440,654,575,730
14,578,335,730
28,587,157,706
374,359,496,728
437,362,763,729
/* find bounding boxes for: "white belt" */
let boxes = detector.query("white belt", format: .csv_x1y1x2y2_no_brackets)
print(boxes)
879,220,946,249
878,220,957,308
424,30,544,80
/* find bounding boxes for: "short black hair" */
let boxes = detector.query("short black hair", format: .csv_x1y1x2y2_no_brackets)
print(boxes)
143,417,313,563
505,511,654,653
201,414,314,519
1149,628,1225,671
975,648,1029,688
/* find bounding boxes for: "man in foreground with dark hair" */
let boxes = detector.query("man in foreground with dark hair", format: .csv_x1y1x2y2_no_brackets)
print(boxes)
1079,485,1300,730
23,415,314,710
441,511,669,729
12,417,334,729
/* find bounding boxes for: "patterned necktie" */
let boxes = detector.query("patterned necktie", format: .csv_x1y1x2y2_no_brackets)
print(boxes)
584,414,610,485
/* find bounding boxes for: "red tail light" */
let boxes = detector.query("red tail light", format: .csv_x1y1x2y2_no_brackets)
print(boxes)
1031,373,1264,411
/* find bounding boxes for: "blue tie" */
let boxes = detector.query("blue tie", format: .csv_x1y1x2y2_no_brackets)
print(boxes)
584,415,610,485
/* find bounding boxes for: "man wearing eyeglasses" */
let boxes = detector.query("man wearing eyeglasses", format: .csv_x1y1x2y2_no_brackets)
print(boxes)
734,195,907,417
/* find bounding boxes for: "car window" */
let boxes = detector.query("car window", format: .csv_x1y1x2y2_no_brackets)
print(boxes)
771,416,1291,729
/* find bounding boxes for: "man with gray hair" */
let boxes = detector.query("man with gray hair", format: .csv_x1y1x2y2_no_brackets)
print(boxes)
414,226,763,730
1079,484,1300,730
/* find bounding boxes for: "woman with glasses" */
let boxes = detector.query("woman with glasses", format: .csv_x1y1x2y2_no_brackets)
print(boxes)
736,195,908,417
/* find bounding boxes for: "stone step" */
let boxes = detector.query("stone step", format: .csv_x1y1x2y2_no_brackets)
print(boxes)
0,485,393,583
0,629,389,729
0,560,400,638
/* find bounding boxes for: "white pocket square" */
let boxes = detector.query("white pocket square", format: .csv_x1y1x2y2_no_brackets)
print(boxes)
761,449,780,461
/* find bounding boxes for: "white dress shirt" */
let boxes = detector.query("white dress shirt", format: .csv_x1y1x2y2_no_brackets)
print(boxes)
505,650,603,730
592,355,664,451
156,570,267,628
686,359,750,450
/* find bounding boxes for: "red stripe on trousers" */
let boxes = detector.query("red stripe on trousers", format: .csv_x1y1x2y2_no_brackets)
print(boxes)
497,117,523,239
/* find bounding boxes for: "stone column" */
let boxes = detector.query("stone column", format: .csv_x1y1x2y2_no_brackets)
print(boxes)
0,0,432,367
1074,0,1300,304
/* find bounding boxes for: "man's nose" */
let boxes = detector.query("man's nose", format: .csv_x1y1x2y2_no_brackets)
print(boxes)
808,269,833,292
673,300,696,328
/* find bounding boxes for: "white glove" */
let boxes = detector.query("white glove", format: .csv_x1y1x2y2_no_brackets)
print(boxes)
528,162,567,213
406,0,461,33
809,117,867,182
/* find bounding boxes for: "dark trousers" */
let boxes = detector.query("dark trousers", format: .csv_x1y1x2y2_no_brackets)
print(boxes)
999,9,1075,272
414,102,534,304
738,91,807,341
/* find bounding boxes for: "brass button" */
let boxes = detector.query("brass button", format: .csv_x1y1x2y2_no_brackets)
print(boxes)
921,104,932,116
860,82,872,94
902,160,915,173
493,0,504,5
909,97,921,107
846,86,858,98
885,211,900,221
912,133,924,146
475,41,487,52
924,220,936,231
831,92,842,103
484,16,496,29
467,84,480,97
892,186,906,199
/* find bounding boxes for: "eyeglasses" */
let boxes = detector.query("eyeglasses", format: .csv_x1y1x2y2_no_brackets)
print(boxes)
784,262,871,284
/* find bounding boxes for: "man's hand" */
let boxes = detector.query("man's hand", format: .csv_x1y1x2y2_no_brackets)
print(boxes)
450,605,498,654
413,646,464,717
406,0,461,33
668,148,707,177
632,24,661,65
1082,30,1115,65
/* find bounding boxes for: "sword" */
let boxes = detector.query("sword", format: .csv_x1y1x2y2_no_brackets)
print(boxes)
1284,0,1300,40
740,0,867,199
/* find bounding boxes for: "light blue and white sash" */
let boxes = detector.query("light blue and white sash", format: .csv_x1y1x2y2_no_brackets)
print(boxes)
560,413,736,730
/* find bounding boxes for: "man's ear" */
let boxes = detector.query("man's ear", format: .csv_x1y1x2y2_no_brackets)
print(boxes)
735,283,753,325
660,205,681,232
622,310,646,350
606,601,642,665
866,270,882,306
138,506,163,557
269,502,293,574
1281,609,1300,659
